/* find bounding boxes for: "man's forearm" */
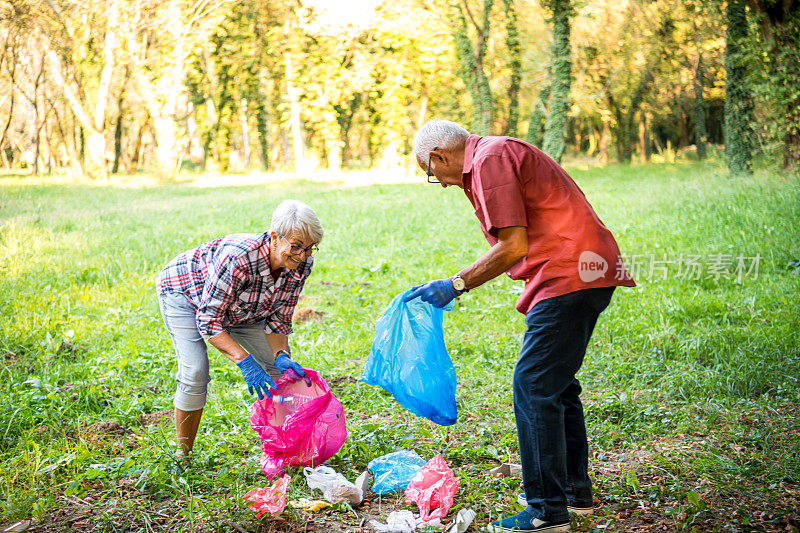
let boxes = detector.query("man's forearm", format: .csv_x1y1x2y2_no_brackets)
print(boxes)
458,226,528,291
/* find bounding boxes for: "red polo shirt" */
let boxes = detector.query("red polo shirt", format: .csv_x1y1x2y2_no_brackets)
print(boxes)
462,135,635,314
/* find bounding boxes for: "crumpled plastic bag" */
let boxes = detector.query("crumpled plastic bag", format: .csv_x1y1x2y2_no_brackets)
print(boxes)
446,508,476,533
489,462,522,477
362,290,457,426
243,474,291,518
250,369,347,478
368,450,427,494
404,455,460,522
369,510,417,533
289,498,331,512
303,465,369,505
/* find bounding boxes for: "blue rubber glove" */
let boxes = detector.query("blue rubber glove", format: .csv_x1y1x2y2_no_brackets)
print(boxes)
236,354,277,400
274,352,306,377
402,278,457,308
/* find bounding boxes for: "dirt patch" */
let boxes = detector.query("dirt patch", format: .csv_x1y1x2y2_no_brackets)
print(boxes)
84,421,125,435
138,409,172,427
293,308,325,323
59,421,139,452
325,375,360,396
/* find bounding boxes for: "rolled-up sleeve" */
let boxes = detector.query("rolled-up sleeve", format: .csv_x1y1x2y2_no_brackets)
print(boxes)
196,257,247,338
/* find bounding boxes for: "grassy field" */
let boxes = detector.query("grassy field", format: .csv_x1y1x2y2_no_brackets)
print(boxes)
1,162,799,532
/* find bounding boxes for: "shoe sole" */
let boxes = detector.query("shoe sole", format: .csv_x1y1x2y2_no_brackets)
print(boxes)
567,506,592,516
486,523,569,533
516,495,593,515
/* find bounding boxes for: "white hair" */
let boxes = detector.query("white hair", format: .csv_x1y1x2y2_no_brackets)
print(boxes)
412,119,470,165
270,199,324,243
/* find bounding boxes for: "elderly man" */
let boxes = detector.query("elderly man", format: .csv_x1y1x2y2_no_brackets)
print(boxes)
155,199,323,465
405,120,635,533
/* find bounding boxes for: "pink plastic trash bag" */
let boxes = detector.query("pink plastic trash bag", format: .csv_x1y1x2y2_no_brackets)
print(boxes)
404,454,460,522
250,369,347,478
244,474,291,518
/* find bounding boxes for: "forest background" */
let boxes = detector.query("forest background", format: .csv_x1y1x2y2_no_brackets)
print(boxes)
1,0,799,178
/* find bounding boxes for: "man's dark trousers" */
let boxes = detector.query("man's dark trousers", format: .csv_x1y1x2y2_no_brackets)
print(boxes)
513,286,615,522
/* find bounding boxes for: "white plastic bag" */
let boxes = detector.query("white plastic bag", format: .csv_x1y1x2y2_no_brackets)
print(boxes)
446,508,476,533
369,510,417,533
303,465,366,505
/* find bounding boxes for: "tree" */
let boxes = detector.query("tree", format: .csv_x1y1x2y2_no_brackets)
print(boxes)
503,0,522,137
686,0,709,160
747,0,800,168
452,0,494,135
541,0,574,162
125,0,229,175
525,82,550,147
724,0,752,174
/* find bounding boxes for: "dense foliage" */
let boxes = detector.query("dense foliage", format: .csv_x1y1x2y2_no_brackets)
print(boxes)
0,0,797,176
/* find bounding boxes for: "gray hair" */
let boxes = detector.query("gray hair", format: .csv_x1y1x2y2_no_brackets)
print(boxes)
412,119,470,165
270,199,324,243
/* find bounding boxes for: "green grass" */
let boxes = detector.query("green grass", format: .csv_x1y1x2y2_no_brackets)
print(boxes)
0,161,799,531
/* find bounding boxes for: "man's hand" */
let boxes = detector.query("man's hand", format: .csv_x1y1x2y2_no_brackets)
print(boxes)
236,354,277,399
403,278,457,308
274,352,306,377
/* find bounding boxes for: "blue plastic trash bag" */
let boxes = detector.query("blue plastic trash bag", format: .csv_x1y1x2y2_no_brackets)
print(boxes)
362,289,457,426
368,450,427,494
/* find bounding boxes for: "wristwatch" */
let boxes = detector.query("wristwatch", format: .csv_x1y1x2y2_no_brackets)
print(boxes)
275,349,290,358
451,274,468,293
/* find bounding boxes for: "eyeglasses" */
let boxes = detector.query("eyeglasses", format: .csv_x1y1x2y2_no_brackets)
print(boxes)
278,234,319,256
426,146,439,184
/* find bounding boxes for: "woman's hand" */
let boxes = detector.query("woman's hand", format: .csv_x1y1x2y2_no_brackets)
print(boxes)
236,354,277,399
274,351,306,377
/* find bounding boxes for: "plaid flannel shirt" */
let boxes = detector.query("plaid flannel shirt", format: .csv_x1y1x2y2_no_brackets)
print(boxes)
155,232,312,338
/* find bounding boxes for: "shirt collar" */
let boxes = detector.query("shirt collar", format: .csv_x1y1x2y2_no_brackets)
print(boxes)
462,134,481,174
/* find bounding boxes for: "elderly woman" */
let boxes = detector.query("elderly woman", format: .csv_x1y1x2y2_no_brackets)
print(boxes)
155,199,323,461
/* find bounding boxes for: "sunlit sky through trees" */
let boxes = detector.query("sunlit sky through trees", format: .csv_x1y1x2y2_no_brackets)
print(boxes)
308,0,382,31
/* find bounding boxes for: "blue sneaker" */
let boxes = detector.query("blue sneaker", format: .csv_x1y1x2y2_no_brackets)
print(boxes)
517,493,593,515
486,510,569,533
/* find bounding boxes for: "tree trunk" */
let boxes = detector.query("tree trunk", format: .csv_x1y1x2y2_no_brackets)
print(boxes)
129,115,149,172
474,0,494,134
283,39,304,173
599,120,609,165
78,125,85,167
638,111,648,163
239,98,251,170
503,0,521,136
679,108,690,148
112,95,124,174
0,59,15,170
542,0,574,163
526,83,551,146
692,18,708,161
254,82,270,171
724,0,753,174
452,0,494,135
